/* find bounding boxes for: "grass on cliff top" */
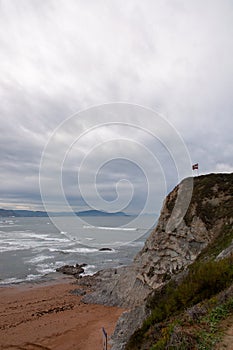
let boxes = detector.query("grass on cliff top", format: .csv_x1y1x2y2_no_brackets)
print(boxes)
196,222,233,261
184,173,233,229
126,254,233,350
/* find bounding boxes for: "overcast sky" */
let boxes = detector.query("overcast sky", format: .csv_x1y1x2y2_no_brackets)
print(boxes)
0,0,233,214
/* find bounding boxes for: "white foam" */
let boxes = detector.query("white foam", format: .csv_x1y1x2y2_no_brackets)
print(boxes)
0,229,72,253
2,230,69,242
49,248,66,253
36,261,68,275
36,236,69,242
0,220,15,225
36,264,54,275
83,265,97,276
127,241,144,247
0,274,42,285
0,243,36,253
56,247,98,253
26,273,43,280
26,254,55,264
0,277,25,285
83,225,137,231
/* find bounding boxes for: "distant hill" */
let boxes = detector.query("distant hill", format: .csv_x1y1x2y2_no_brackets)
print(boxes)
0,209,48,217
0,208,128,217
75,210,128,217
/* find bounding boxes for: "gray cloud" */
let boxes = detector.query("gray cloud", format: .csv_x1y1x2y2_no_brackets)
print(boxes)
0,0,232,213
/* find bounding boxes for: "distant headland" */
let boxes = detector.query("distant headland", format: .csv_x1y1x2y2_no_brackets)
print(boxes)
0,208,129,218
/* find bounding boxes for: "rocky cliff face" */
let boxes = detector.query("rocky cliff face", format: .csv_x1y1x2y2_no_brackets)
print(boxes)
80,173,233,349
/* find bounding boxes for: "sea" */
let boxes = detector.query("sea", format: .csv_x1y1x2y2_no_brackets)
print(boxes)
0,215,157,285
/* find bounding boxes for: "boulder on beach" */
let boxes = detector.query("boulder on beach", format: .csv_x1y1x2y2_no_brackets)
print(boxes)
56,263,87,278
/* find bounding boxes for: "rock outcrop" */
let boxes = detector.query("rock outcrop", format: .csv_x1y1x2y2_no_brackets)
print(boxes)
79,173,233,349
56,263,87,278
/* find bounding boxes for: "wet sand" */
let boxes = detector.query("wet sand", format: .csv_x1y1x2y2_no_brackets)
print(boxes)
0,276,124,350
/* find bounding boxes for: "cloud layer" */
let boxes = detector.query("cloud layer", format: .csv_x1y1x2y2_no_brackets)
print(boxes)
0,0,232,213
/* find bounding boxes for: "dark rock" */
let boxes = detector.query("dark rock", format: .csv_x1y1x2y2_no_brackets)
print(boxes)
56,263,86,277
69,288,86,296
111,305,149,350
99,248,113,251
32,304,74,317
76,274,99,288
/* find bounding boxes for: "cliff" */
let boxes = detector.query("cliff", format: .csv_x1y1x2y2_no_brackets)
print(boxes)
79,173,233,349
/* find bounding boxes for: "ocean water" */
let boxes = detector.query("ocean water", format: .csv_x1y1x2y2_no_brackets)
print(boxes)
0,215,156,285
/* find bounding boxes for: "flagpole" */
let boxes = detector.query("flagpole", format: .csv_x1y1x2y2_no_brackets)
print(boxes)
192,163,199,176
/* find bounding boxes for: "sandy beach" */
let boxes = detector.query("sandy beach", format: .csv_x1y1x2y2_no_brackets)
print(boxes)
0,276,124,350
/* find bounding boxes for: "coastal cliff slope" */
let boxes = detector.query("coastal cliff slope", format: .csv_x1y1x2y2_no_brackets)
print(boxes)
80,173,233,349
83,173,232,306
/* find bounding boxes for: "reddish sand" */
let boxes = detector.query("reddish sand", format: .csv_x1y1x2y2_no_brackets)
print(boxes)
0,276,124,350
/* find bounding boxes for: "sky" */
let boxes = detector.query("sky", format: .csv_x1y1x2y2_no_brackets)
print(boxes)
0,0,233,214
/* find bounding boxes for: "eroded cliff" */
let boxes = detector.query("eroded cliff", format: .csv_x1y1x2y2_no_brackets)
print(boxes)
79,173,233,349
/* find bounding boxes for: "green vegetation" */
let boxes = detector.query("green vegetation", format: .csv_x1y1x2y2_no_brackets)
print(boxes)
184,173,233,228
196,222,233,261
126,255,233,350
196,299,233,349
147,296,233,350
126,173,233,350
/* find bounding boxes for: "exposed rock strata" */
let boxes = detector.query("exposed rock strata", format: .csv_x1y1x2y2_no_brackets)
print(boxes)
79,173,233,349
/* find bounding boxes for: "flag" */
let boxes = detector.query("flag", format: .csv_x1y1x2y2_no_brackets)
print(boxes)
192,163,199,170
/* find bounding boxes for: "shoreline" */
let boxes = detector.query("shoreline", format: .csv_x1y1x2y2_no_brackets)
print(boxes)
0,274,124,350
0,271,77,288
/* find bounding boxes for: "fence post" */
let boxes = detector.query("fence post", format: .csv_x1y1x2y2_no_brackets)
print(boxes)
102,327,107,350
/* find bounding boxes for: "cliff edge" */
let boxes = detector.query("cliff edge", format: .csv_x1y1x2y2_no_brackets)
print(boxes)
79,173,233,349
